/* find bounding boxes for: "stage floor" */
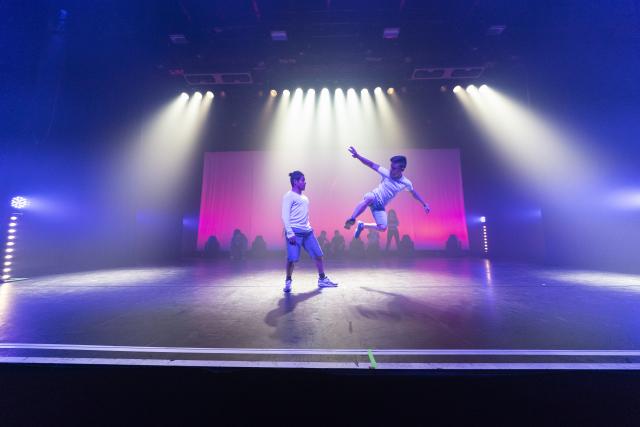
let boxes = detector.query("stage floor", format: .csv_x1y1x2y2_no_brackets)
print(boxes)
2,257,640,369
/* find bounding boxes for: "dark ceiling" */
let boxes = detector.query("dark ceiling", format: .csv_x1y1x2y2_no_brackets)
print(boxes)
152,0,639,87
6,0,631,88
3,0,639,89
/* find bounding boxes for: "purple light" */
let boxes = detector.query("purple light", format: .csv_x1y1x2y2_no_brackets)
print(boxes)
383,28,400,39
270,30,287,41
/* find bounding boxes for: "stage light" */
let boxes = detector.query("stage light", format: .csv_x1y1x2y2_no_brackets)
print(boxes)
180,92,189,99
271,30,287,41
453,85,463,93
205,91,214,98
4,211,18,277
480,216,486,223
283,89,290,96
10,197,29,210
487,25,506,36
374,87,382,94
299,88,316,142
383,27,400,39
270,89,277,97
387,88,395,95
456,84,597,202
481,223,489,254
607,189,640,210
1,275,9,280
3,268,10,273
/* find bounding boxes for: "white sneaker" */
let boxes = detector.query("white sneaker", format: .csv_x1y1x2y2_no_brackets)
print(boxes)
283,279,292,293
318,276,338,288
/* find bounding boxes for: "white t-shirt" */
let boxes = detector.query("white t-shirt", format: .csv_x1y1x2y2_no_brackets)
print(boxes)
371,166,414,206
281,190,312,238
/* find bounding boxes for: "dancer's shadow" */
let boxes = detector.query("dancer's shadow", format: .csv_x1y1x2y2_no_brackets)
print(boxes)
356,286,456,326
264,289,322,328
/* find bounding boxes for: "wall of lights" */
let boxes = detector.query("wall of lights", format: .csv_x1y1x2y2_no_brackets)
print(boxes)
180,87,398,98
2,196,29,282
480,216,489,255
3,213,20,282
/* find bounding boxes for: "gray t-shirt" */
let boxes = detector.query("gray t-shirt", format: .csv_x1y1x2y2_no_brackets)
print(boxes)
371,166,414,206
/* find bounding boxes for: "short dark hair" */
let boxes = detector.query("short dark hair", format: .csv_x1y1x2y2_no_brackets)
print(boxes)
390,155,407,168
289,170,304,186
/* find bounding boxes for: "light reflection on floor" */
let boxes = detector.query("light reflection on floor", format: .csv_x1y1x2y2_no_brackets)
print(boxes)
1,258,640,366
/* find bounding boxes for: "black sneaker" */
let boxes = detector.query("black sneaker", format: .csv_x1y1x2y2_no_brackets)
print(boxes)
344,218,356,229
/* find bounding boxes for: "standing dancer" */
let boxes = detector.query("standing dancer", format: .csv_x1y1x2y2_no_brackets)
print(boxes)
385,209,400,251
344,147,430,238
282,171,338,293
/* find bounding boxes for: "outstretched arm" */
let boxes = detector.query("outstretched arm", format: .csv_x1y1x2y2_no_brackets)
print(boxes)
410,189,431,214
348,146,379,171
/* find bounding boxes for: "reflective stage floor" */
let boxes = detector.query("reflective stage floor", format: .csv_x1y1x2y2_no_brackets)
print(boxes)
2,257,640,369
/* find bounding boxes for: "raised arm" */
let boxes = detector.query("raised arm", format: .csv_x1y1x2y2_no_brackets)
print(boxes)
348,146,379,171
410,189,431,214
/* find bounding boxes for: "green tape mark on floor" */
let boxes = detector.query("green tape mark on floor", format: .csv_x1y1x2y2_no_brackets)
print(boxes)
367,349,377,369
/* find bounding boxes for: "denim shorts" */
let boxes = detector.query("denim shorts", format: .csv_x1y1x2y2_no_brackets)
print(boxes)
286,228,324,262
364,192,386,211
364,192,388,227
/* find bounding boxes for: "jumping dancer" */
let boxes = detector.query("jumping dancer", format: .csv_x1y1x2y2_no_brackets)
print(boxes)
344,147,430,238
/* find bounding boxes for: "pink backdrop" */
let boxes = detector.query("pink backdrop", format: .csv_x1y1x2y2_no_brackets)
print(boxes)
197,149,469,250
